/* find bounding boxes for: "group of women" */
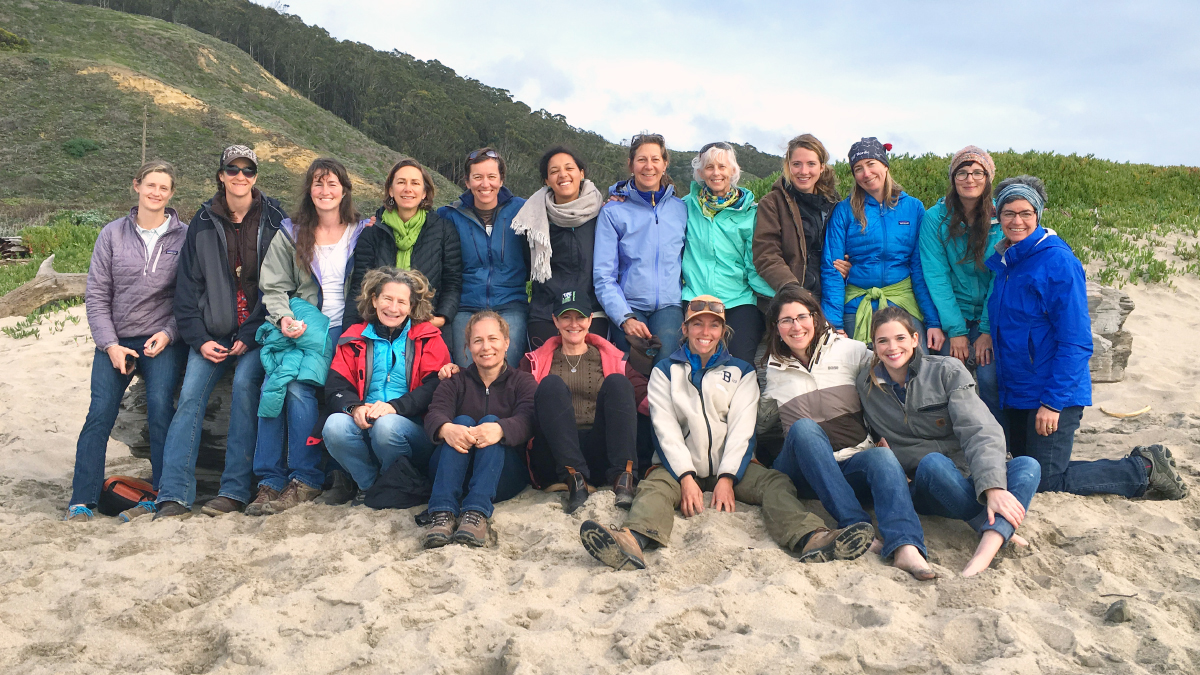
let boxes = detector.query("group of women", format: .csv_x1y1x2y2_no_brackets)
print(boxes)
67,132,1189,579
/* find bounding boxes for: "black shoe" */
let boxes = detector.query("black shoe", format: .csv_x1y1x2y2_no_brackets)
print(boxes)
565,467,589,514
349,489,368,507
1132,444,1188,500
613,461,635,510
315,470,357,506
153,500,190,520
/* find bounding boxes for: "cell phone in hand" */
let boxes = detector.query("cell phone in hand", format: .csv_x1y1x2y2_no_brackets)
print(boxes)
124,353,136,373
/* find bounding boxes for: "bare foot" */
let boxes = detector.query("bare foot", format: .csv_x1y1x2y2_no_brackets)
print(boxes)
893,544,935,581
1010,533,1029,547
962,530,1006,577
869,538,883,555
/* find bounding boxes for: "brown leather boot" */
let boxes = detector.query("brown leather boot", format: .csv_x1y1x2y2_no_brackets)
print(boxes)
613,461,635,510
244,484,282,517
796,522,874,563
423,511,457,549
453,510,491,547
263,480,322,515
201,496,245,517
579,520,646,570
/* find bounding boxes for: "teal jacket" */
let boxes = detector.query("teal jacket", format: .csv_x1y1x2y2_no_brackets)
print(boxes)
917,199,1004,338
681,182,774,308
256,297,334,418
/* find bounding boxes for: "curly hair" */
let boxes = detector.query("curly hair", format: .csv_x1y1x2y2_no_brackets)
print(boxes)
356,267,435,324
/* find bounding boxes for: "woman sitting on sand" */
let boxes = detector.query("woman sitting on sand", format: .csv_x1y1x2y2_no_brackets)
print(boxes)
760,286,930,578
421,312,537,548
986,176,1187,501
857,306,1042,576
578,296,868,570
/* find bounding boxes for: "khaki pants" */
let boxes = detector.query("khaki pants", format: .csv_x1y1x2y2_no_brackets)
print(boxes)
624,463,826,549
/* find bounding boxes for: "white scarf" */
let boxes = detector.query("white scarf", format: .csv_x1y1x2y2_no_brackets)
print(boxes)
511,179,604,283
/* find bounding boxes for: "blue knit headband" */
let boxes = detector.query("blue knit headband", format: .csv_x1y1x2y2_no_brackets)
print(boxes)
995,183,1045,221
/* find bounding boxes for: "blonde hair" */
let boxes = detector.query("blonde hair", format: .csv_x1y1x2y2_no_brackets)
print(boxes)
131,160,177,196
850,164,903,231
356,267,434,324
464,310,510,345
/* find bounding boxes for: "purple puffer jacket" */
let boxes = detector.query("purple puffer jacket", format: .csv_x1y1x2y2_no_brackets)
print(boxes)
86,207,188,349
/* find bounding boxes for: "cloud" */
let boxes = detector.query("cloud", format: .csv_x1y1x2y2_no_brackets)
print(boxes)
479,54,575,102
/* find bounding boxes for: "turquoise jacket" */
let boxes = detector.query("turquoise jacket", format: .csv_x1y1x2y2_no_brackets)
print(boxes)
256,297,334,418
363,321,411,404
681,182,773,308
917,199,1004,338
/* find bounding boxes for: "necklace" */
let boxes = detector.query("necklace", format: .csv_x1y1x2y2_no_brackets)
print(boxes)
563,350,584,373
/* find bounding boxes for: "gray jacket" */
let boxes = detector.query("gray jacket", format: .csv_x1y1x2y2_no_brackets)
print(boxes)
86,208,187,349
855,352,1007,502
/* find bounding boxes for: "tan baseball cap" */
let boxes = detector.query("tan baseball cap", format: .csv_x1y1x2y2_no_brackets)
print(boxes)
685,295,726,322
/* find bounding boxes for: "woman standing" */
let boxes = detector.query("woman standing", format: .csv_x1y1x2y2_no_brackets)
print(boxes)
753,134,841,303
343,159,461,333
821,138,941,347
249,158,365,515
438,148,528,367
986,176,1187,500
918,146,1003,422
66,162,188,522
513,146,608,347
593,133,688,364
681,142,774,363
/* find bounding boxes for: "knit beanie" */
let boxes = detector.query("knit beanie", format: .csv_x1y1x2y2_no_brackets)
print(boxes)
848,137,892,168
949,145,995,181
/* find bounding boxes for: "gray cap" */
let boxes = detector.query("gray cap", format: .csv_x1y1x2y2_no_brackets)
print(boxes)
220,144,258,168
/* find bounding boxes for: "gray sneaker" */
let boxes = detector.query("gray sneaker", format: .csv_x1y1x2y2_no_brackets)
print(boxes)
1132,444,1188,500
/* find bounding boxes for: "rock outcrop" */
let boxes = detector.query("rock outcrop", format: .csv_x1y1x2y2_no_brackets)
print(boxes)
1088,282,1134,383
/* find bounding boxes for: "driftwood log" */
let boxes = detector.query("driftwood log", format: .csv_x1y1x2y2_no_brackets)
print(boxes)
0,255,87,317
1088,282,1134,383
114,371,234,472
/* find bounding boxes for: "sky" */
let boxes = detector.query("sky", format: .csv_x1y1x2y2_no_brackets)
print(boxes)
255,0,1199,166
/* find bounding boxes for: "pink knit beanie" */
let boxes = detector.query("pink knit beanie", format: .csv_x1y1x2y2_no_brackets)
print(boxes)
949,146,995,181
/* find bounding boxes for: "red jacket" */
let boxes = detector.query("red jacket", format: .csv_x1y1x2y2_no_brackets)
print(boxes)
519,333,650,416
325,319,451,421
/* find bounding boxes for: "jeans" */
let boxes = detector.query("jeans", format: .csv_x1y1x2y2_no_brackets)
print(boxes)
1005,406,1148,497
772,419,926,558
323,412,434,491
610,305,685,365
526,318,610,350
910,453,1041,541
69,338,186,507
427,415,528,517
529,373,637,486
451,305,529,368
934,321,1001,426
156,344,265,508
724,303,764,365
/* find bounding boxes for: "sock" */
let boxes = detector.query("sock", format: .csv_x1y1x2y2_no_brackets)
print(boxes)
794,530,816,552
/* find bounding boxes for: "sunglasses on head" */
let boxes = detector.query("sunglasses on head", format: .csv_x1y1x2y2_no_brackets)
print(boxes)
632,133,666,146
687,299,725,315
700,141,733,153
468,149,500,161
222,165,257,177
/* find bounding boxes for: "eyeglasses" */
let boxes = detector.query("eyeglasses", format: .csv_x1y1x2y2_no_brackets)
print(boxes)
777,313,813,328
954,170,987,182
700,141,733,153
222,165,257,177
687,299,725,315
999,209,1038,222
467,149,499,161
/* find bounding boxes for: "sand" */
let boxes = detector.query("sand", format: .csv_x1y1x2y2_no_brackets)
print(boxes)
1,280,1198,675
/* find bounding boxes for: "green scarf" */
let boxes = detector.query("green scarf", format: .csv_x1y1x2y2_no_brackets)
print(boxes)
845,278,924,342
380,208,426,269
699,185,745,218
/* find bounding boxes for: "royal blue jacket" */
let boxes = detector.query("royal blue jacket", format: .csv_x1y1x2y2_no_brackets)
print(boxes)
593,179,688,320
985,227,1093,411
820,192,939,330
437,187,528,311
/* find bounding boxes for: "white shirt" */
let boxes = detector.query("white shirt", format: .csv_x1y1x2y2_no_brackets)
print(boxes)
136,216,170,260
315,226,352,328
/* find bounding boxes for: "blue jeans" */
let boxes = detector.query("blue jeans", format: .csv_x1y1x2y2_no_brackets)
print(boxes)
610,305,685,365
156,345,265,508
1005,406,1148,497
451,305,529,368
935,321,1001,426
323,412,434,490
910,453,1041,541
772,419,926,558
69,338,186,507
427,415,528,517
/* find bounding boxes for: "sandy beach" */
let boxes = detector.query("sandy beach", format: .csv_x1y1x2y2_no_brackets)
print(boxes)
1,279,1197,675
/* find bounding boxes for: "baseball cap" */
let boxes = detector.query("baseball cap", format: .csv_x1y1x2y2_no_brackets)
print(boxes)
554,290,591,318
220,144,258,168
685,295,726,322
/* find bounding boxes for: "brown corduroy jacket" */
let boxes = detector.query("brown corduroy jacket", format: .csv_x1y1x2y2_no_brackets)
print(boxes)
752,176,836,307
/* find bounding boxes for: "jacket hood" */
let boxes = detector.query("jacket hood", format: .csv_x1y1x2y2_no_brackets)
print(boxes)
453,186,515,212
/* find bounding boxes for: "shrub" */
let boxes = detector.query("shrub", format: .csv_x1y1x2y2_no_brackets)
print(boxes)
62,138,102,159
0,28,31,53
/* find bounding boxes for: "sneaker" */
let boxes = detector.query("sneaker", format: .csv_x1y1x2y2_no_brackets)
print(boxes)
1132,444,1188,500
796,522,875,563
579,520,646,570
453,510,491,547
263,480,322,515
314,470,356,506
613,461,636,511
349,488,368,507
244,485,282,517
118,501,156,523
565,467,589,515
153,500,190,520
201,496,245,517
423,511,457,549
65,504,94,523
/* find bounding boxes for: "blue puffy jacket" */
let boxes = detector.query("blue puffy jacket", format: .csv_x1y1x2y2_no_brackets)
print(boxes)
438,187,528,311
593,180,688,320
256,297,334,418
985,227,1092,411
820,192,939,331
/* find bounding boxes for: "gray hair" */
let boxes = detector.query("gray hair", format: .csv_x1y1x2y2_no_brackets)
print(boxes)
691,144,741,188
356,267,435,324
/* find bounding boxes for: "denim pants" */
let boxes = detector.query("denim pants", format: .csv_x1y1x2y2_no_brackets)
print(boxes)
156,345,265,508
934,321,1001,426
427,415,529,517
772,419,926,558
1005,406,1148,497
610,304,684,365
724,304,765,365
69,338,186,507
451,305,529,368
910,453,1041,541
323,412,434,491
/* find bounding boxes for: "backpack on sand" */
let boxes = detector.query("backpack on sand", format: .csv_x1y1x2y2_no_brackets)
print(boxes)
97,476,157,516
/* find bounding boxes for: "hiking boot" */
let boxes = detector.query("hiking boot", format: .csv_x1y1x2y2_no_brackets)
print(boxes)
613,461,636,510
565,467,590,514
244,485,282,517
153,501,190,520
796,522,874,563
579,520,646,570
118,501,156,523
314,470,356,506
201,496,244,517
453,510,491,547
65,504,94,523
263,480,322,514
1132,444,1188,500
423,511,456,549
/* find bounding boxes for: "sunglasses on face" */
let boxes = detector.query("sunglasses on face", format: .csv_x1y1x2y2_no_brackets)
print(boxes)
687,299,725,315
222,165,257,177
468,149,500,161
700,141,733,153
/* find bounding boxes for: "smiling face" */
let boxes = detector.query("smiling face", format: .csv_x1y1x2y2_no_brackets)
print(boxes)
219,157,257,199
999,198,1038,244
852,159,888,200
372,281,412,329
545,153,584,204
686,315,724,361
873,320,918,374
788,146,822,194
389,166,427,214
953,161,988,202
630,143,667,192
467,158,503,210
552,310,591,348
134,171,174,213
310,169,345,216
468,317,509,370
701,151,735,196
776,302,816,356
